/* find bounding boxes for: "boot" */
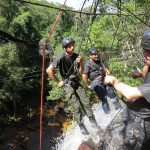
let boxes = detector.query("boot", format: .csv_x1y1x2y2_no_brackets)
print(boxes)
102,102,110,114
79,123,90,135
89,117,102,130
111,97,122,110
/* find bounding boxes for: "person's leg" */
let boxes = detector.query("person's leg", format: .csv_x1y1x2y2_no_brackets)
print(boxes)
91,82,110,114
76,85,93,117
106,85,122,110
76,85,102,130
64,84,82,124
63,84,89,135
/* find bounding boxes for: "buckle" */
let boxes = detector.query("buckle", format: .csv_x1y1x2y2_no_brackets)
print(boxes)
126,130,134,139
135,116,141,123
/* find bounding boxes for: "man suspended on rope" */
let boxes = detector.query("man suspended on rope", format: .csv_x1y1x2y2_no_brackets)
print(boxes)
82,48,122,115
103,28,150,150
46,37,102,135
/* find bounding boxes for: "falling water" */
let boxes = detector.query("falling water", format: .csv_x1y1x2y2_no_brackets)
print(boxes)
54,98,123,150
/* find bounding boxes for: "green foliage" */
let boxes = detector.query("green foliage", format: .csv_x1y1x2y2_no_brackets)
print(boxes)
0,17,7,30
0,0,21,28
108,57,143,87
12,12,41,43
0,0,149,121
46,72,64,101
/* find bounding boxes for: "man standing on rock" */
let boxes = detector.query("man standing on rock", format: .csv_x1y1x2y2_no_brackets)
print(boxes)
46,37,102,135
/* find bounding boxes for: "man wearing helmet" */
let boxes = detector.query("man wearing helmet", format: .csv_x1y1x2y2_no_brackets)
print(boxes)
82,48,122,114
46,37,101,135
102,28,150,150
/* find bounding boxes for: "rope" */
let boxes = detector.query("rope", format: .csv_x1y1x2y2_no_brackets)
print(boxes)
39,0,67,150
122,5,150,28
14,0,149,17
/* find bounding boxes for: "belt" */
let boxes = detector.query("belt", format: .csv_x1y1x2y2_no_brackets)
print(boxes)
93,76,103,83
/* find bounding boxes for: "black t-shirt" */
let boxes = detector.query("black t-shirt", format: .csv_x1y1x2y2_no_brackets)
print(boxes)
84,60,104,81
51,52,79,79
126,66,150,120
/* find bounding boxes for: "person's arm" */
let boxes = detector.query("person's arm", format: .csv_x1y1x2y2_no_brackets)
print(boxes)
141,64,149,78
76,55,84,74
46,64,63,87
82,74,91,89
129,64,149,79
105,68,110,75
104,75,143,100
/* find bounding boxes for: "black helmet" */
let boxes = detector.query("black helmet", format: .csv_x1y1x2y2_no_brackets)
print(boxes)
89,48,98,55
141,28,150,50
62,37,75,48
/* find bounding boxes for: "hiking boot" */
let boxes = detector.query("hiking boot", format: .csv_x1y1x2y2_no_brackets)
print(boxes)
102,102,110,114
89,117,102,131
79,123,90,135
111,97,122,110
115,105,122,110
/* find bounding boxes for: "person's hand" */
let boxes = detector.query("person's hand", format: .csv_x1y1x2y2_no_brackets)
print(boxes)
129,72,141,79
87,85,91,89
76,56,83,64
104,75,115,85
57,81,64,87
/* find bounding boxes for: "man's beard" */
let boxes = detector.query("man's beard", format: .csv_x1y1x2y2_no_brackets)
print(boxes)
92,58,98,62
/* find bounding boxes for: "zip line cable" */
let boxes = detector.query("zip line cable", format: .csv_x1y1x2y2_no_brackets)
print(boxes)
91,0,100,22
80,0,87,18
77,0,97,55
79,1,98,54
14,0,119,16
14,0,149,17
122,5,150,28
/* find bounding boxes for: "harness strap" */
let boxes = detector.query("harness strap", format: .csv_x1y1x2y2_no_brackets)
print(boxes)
92,76,103,83
86,61,105,81
63,74,80,89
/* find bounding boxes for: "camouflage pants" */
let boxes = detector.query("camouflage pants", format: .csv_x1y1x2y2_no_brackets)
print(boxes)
63,84,93,125
103,106,145,150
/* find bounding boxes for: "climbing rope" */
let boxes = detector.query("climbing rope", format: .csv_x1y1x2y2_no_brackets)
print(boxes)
39,0,67,150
